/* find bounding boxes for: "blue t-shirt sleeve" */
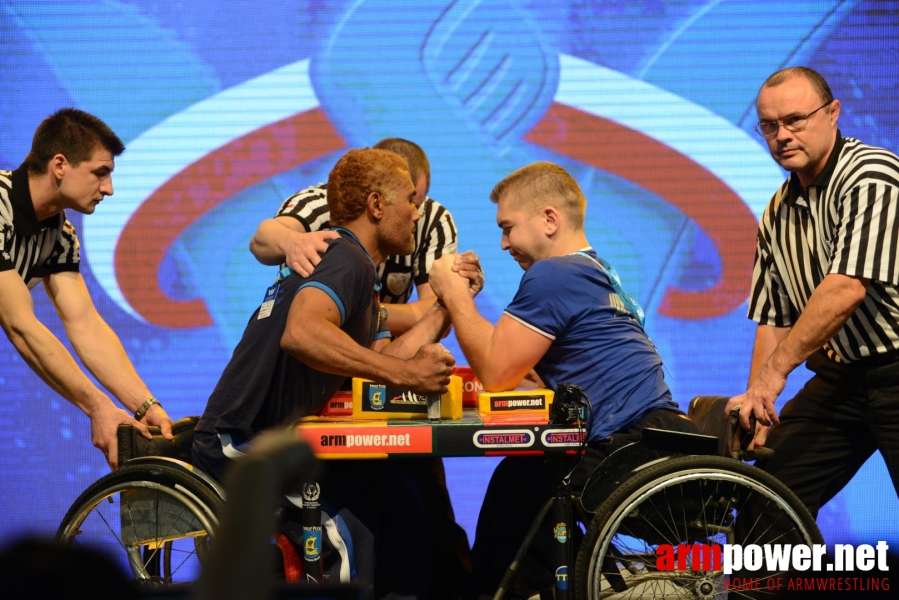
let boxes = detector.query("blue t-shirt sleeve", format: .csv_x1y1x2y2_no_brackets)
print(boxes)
503,260,577,340
297,240,372,326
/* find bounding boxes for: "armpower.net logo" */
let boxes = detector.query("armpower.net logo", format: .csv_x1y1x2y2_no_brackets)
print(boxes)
657,542,891,593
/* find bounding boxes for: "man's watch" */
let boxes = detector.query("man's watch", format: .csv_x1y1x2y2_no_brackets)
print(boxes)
134,397,161,421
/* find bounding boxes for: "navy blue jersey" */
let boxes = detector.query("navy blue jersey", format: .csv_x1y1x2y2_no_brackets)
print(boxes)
197,232,389,438
503,248,676,441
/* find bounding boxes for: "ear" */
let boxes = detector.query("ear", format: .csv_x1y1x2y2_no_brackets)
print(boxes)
542,206,561,236
829,99,841,126
367,191,384,220
50,154,67,179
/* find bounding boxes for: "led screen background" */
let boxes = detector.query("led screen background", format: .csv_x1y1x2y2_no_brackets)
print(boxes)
1,0,897,547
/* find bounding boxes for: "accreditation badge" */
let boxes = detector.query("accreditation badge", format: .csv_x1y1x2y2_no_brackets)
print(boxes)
257,283,279,319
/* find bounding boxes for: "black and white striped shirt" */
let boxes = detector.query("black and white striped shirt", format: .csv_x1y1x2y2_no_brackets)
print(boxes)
275,184,458,304
748,134,899,362
1,166,80,289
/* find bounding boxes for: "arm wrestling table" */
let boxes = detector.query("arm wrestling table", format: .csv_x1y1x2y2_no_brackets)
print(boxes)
292,408,587,599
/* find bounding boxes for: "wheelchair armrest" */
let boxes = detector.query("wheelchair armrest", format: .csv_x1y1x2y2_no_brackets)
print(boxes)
687,396,774,461
117,416,200,465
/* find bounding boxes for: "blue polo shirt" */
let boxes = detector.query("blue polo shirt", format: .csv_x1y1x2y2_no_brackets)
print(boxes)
503,248,676,441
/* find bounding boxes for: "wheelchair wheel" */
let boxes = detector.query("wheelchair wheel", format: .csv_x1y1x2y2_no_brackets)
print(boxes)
57,462,224,586
575,455,822,599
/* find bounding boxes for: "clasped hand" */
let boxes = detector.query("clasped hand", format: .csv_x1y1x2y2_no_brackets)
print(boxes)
430,252,484,299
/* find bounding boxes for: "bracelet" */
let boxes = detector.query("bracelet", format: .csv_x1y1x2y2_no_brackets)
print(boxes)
134,397,161,421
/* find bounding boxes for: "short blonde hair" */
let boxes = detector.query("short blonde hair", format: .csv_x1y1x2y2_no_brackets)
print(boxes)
373,138,430,190
327,148,410,225
490,162,586,229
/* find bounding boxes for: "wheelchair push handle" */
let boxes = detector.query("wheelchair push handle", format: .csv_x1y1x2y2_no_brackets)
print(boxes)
117,416,200,465
727,406,774,461
686,396,775,461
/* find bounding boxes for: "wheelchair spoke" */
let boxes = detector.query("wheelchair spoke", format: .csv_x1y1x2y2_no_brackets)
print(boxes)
167,537,208,580
57,469,221,587
123,494,154,579
135,490,164,578
136,490,194,581
577,456,821,599
94,496,138,573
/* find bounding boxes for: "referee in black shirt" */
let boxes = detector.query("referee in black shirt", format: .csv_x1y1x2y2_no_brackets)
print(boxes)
727,67,899,517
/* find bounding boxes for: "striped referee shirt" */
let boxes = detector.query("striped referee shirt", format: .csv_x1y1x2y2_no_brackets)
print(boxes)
1,165,80,289
275,184,458,304
748,133,899,362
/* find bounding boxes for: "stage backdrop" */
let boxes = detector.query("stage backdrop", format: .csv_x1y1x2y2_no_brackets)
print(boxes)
2,0,897,549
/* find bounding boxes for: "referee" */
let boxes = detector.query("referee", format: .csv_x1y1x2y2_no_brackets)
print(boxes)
1,108,173,470
727,67,899,516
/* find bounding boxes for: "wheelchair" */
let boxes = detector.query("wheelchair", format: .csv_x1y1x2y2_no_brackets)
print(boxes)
56,417,223,586
55,399,822,599
565,396,822,599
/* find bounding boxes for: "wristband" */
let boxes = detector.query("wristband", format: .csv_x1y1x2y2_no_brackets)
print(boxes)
134,397,160,421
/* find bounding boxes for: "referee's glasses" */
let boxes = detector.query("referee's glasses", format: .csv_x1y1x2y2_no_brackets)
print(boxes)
754,101,833,138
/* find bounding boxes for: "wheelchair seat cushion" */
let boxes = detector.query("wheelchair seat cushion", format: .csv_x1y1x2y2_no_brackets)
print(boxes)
117,416,200,464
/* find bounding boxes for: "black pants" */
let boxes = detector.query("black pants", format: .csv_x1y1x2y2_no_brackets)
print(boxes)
469,408,698,597
193,431,431,600
397,457,472,600
756,350,899,517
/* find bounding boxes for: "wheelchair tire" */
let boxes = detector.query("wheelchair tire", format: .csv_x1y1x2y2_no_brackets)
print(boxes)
575,455,822,599
57,462,224,586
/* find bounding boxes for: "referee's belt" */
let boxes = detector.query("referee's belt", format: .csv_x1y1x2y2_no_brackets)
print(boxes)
822,344,899,369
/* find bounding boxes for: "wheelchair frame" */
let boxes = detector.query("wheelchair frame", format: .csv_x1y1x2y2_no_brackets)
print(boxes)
56,401,823,599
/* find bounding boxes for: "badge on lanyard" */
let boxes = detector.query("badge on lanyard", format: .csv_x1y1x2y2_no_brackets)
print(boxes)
257,267,292,320
257,282,280,320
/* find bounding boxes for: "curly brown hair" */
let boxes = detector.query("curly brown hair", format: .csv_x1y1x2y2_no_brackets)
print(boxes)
327,148,411,225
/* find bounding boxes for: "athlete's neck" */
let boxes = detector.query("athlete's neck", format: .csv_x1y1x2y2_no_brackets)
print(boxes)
334,222,385,266
552,233,591,258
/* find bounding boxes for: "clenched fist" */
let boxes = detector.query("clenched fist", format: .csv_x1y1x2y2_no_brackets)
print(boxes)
402,343,456,395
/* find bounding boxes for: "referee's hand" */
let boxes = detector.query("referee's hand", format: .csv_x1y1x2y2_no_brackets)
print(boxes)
91,402,152,470
726,369,784,431
142,403,174,441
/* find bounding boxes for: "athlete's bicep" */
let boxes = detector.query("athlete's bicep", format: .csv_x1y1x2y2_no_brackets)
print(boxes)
287,286,343,331
484,314,553,390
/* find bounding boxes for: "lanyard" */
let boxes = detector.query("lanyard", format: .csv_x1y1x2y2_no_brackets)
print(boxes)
575,249,645,327
332,228,386,335
574,249,670,377
331,227,382,294
269,229,385,333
